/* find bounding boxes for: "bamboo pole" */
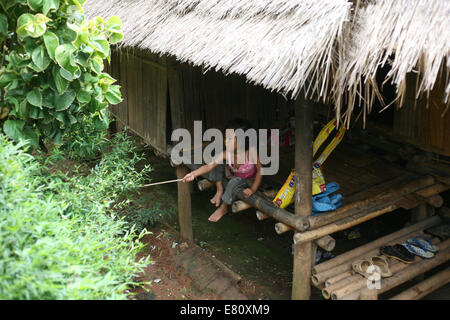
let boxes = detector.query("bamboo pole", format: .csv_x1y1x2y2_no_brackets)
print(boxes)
389,268,450,300
231,200,252,213
325,271,353,287
294,204,398,245
232,190,280,213
332,238,449,300
314,235,336,252
322,275,357,299
256,210,269,221
415,183,449,198
292,97,314,300
307,176,435,230
275,223,292,234
426,195,444,208
313,216,440,275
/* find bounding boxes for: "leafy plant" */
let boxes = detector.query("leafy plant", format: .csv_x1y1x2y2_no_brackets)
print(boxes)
0,132,152,299
0,0,123,149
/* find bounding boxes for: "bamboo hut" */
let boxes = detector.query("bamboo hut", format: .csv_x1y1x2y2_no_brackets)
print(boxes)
84,0,450,300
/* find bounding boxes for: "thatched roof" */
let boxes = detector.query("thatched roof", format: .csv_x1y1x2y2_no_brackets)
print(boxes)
84,0,450,124
334,0,450,127
84,0,351,99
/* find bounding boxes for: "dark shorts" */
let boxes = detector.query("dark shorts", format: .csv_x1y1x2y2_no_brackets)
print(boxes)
193,164,254,205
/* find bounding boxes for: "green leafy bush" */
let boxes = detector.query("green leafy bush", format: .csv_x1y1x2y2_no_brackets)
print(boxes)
0,0,122,148
0,132,153,299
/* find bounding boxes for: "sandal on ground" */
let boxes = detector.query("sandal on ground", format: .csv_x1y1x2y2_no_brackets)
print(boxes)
407,237,438,253
370,256,392,278
402,242,434,259
380,244,415,264
352,259,372,278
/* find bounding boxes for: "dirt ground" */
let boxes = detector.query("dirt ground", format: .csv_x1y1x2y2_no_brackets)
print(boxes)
130,224,259,300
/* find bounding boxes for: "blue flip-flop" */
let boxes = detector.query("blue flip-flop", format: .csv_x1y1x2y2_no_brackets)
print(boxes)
407,237,438,253
402,242,434,259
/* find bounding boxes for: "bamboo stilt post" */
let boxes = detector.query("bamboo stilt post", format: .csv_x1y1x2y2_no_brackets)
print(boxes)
176,165,193,242
292,97,314,300
390,268,450,300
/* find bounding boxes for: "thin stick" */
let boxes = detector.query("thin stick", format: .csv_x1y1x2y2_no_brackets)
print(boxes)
140,179,183,187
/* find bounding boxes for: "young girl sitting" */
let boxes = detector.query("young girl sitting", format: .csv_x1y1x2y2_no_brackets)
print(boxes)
182,118,262,222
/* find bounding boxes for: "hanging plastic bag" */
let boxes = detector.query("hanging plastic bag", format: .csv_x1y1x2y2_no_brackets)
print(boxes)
273,119,345,208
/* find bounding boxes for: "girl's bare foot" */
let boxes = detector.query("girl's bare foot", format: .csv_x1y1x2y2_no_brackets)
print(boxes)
210,190,223,207
208,203,227,222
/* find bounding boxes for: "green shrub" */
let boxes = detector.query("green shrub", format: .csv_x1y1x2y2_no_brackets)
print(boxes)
0,0,122,149
0,133,152,299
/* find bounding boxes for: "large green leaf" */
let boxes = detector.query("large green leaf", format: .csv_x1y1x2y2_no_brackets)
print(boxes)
52,66,68,94
16,14,34,38
3,120,25,141
31,45,51,72
106,16,123,44
55,43,80,78
77,90,91,104
89,36,110,57
43,0,59,16
26,88,43,108
105,85,122,104
54,90,75,111
17,13,49,38
28,0,43,11
55,43,76,69
43,31,59,61
23,127,39,148
0,14,8,36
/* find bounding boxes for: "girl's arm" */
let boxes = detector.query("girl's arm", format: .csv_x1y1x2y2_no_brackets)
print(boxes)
182,151,225,182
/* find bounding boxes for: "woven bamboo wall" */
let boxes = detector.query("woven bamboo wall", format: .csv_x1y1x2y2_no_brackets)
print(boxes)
393,74,450,156
106,49,295,153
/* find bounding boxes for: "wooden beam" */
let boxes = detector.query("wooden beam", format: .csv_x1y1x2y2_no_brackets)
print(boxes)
292,97,314,300
294,204,398,245
176,166,193,242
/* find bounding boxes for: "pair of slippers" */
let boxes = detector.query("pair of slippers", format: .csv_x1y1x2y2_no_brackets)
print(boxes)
352,256,392,278
380,237,438,263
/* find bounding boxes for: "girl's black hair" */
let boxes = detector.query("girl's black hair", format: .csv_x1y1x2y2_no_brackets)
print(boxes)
224,117,254,151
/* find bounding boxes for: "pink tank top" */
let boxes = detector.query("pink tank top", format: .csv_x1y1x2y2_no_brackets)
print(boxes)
227,150,257,179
